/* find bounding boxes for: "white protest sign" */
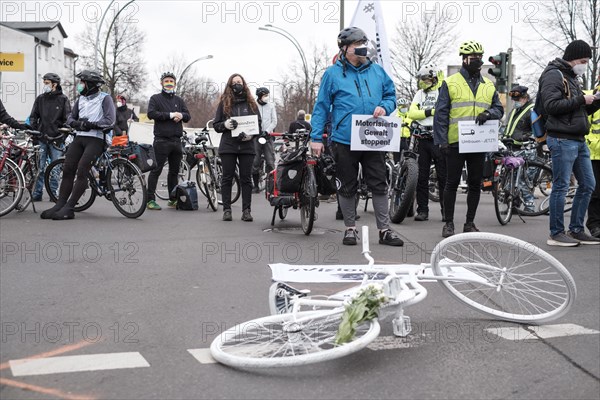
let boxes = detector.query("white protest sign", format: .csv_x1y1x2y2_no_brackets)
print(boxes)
458,120,499,153
231,115,259,137
350,115,401,152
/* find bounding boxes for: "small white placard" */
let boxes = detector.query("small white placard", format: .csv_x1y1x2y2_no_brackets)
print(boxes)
458,120,499,153
231,115,259,137
350,115,401,152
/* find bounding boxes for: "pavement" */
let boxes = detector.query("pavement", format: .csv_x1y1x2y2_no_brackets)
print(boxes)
0,190,598,399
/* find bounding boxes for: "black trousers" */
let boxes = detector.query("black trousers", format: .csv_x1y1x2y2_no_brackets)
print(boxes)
443,147,485,223
586,160,600,231
147,138,183,201
60,136,105,208
221,153,254,212
416,139,446,215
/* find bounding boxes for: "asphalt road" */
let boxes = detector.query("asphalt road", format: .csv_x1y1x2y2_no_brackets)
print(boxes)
1,190,598,400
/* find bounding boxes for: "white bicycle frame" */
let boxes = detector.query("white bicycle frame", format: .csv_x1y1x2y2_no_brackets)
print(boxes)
276,226,500,337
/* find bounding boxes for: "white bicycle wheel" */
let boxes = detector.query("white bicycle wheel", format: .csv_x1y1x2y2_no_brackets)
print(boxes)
210,311,380,368
431,232,576,324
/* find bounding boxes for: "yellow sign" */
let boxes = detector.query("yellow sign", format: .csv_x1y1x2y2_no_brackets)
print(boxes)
0,53,25,72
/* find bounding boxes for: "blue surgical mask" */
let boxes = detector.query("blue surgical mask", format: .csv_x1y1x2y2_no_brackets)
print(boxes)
77,83,85,94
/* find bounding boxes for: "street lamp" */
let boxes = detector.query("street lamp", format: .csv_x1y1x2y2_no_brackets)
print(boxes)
94,0,116,71
178,55,214,98
259,24,310,111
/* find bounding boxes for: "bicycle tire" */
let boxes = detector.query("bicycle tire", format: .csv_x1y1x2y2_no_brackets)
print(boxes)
515,161,553,217
197,161,218,211
210,311,380,368
279,205,288,220
493,166,513,225
431,232,577,324
45,158,96,212
156,159,190,200
107,158,147,218
539,186,576,214
389,158,418,224
16,161,34,212
0,158,24,217
301,166,317,235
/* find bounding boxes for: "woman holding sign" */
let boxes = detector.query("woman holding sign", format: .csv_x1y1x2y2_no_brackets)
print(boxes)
310,27,404,247
213,73,262,222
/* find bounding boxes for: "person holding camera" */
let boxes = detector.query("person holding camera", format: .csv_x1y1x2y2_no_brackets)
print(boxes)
213,74,262,221
252,87,277,193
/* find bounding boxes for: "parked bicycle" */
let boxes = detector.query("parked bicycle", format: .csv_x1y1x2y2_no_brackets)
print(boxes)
210,225,576,368
45,128,148,218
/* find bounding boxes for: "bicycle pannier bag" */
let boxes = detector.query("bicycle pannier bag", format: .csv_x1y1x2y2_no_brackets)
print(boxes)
135,143,156,173
276,149,304,193
316,155,337,195
172,181,198,210
266,170,295,207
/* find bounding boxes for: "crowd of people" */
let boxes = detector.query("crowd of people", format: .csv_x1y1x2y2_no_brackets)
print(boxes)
2,29,600,248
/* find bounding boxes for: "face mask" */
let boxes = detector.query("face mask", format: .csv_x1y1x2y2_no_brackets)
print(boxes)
353,45,368,57
464,59,484,74
43,85,52,94
162,82,175,93
400,108,408,114
262,96,269,103
513,102,522,109
116,101,123,108
77,83,85,94
232,83,243,94
573,64,587,76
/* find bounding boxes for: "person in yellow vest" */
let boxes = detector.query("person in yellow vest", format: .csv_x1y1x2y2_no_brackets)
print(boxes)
433,40,504,237
586,79,600,238
393,97,411,163
504,86,534,146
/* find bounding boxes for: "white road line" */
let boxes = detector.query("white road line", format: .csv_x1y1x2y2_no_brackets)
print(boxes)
188,349,217,364
10,352,150,377
485,323,600,341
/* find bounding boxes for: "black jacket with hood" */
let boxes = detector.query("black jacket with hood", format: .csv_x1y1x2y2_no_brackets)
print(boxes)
213,95,262,155
29,86,71,141
147,91,191,140
539,58,600,140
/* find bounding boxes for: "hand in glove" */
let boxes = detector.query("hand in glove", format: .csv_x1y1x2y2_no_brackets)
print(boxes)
475,111,491,125
238,132,253,141
224,119,238,130
69,120,86,131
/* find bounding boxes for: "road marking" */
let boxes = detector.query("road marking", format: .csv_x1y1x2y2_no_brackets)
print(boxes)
187,349,217,364
9,352,150,377
485,323,600,341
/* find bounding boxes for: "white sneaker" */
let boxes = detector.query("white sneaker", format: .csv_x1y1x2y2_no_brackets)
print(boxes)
547,232,580,247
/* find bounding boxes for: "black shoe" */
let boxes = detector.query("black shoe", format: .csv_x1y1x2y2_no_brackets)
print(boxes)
590,227,600,239
414,212,428,221
241,209,253,222
355,214,360,221
463,222,480,233
442,222,455,238
223,210,232,221
40,203,64,220
32,195,42,202
51,206,75,220
379,229,404,246
342,228,359,246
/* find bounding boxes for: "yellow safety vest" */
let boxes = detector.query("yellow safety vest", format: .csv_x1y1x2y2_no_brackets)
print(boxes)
397,109,412,138
585,89,600,160
446,73,496,144
504,103,534,144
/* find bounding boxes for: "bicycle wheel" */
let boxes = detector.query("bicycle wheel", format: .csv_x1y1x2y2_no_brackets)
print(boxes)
210,311,380,368
389,158,418,224
45,158,96,212
539,186,576,214
213,158,240,205
156,159,190,200
0,158,24,217
515,161,553,217
16,161,34,212
431,232,577,324
300,167,317,235
107,159,147,218
278,205,288,220
493,166,513,225
197,161,218,211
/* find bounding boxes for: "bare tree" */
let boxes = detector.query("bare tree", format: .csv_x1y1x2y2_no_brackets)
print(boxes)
390,13,458,100
518,0,599,89
76,17,146,98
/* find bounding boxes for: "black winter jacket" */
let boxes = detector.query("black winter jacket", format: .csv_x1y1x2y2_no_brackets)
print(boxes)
29,87,71,141
505,100,533,143
213,96,262,155
147,91,191,140
115,105,139,135
288,118,312,134
539,58,600,140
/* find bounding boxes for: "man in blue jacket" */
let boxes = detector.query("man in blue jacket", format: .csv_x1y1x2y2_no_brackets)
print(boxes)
310,27,403,246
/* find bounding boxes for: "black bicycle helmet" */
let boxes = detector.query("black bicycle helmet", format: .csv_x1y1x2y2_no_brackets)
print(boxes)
256,87,269,97
160,71,177,81
76,70,105,85
43,72,61,83
337,27,368,48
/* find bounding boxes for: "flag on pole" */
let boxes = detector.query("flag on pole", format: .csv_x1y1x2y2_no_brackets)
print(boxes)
349,0,392,76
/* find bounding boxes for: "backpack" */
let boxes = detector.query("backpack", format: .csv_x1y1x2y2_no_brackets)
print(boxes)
532,70,570,141
172,181,199,210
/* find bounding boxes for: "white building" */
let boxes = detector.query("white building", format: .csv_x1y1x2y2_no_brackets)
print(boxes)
0,21,78,120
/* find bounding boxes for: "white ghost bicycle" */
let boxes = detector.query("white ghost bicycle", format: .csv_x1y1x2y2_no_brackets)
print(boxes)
210,227,576,368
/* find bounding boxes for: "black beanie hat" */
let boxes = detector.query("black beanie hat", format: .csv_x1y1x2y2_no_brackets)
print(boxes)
563,40,592,61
